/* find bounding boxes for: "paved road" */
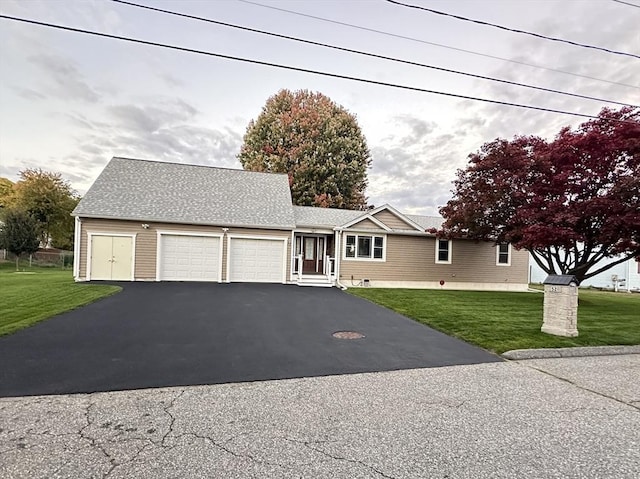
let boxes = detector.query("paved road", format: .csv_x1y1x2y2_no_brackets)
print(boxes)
1,354,638,478
0,283,499,397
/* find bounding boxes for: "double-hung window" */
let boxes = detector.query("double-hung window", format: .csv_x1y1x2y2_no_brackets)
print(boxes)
435,239,452,264
344,234,385,260
496,243,511,266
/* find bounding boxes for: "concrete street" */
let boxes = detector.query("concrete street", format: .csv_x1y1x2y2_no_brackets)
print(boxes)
1,354,638,478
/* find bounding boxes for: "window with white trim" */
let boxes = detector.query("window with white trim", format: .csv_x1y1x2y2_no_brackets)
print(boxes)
496,243,511,266
435,239,452,264
344,234,385,260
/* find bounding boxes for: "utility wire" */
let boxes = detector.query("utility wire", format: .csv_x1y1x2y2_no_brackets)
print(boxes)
611,0,640,8
0,14,634,124
386,0,640,60
111,0,637,108
237,0,638,90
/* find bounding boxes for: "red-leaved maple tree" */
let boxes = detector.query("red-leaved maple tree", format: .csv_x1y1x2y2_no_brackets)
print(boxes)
437,107,639,284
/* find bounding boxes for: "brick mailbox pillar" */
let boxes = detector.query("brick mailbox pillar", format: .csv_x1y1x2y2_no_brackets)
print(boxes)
541,275,579,337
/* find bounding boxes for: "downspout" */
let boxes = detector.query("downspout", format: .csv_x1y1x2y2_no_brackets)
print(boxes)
626,257,632,293
290,229,295,283
334,228,347,290
73,216,81,281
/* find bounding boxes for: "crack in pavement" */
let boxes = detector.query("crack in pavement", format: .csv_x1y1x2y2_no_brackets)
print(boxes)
98,389,189,477
105,441,157,477
78,401,118,479
284,437,399,479
160,389,186,447
0,401,397,478
5,390,395,478
175,431,292,469
518,363,640,412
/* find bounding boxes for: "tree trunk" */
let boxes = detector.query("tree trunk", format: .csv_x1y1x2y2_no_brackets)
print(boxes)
15,254,19,271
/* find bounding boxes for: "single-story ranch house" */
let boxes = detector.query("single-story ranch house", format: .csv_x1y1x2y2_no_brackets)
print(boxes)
72,157,529,290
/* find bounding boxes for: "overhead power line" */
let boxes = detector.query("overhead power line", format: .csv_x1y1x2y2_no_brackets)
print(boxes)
236,0,639,90
111,0,637,108
0,14,634,124
611,0,640,8
386,0,640,60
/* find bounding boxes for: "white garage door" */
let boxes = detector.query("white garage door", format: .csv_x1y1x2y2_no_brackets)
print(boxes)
159,234,221,281
229,237,285,283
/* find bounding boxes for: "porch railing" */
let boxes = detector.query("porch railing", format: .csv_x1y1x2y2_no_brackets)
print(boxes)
296,254,303,282
324,256,335,282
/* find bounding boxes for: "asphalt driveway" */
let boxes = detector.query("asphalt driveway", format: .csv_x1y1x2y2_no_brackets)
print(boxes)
0,283,500,397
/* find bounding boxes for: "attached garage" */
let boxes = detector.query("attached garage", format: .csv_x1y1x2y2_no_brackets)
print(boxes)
74,158,298,283
89,234,134,281
228,236,286,283
158,233,221,282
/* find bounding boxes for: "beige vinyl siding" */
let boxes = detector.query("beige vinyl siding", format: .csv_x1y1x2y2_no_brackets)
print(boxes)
373,210,417,230
79,218,291,281
348,218,384,230
340,235,528,284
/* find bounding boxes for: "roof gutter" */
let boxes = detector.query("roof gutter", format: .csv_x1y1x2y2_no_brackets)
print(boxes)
72,214,296,231
335,226,431,237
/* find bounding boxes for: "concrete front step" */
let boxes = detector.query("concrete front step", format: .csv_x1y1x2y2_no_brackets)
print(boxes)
296,282,334,287
296,276,334,287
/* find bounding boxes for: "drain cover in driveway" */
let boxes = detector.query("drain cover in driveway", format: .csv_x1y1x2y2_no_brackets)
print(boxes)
332,331,365,339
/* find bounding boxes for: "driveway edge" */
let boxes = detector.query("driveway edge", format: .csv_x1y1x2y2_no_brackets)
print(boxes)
502,345,640,360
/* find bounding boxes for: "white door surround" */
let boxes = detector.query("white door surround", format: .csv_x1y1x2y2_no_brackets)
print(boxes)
87,232,136,281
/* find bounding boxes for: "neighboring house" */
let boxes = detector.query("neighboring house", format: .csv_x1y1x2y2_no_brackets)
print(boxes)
529,255,640,292
72,157,529,290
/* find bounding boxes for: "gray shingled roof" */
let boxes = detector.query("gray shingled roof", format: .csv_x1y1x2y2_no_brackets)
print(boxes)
73,157,296,228
406,214,444,231
293,205,443,231
293,206,365,228
74,157,445,232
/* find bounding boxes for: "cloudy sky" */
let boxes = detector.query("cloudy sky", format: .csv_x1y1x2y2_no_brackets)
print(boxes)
0,0,638,215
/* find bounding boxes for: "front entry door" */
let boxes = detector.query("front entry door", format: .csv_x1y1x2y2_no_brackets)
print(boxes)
302,236,324,274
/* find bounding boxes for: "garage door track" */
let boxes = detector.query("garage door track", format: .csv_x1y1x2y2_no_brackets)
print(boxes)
0,283,500,397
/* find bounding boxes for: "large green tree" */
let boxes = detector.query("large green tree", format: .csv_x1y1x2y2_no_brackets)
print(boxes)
9,169,79,249
238,89,371,209
0,209,40,270
0,177,13,205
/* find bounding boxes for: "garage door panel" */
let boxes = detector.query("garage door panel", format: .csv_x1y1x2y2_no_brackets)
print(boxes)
229,238,284,283
160,234,220,282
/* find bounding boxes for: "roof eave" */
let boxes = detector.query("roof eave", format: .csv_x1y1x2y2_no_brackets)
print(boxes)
74,213,296,231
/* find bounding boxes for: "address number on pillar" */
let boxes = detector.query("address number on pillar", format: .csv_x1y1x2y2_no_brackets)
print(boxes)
549,286,560,292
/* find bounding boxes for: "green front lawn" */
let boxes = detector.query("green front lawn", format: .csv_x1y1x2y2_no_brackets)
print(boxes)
0,262,121,336
349,288,640,354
